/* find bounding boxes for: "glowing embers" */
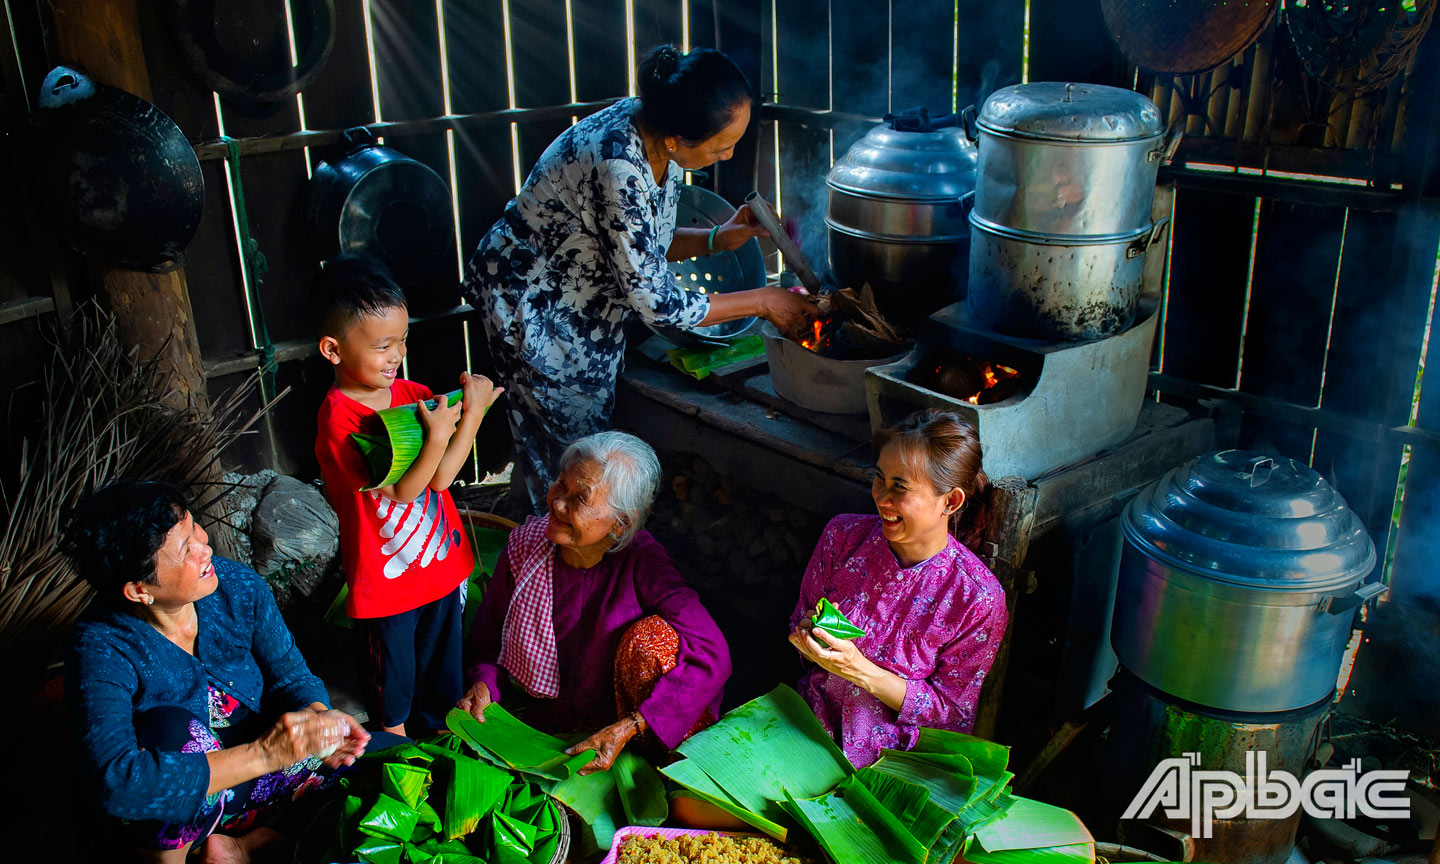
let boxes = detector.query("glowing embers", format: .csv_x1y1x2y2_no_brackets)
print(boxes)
919,356,1025,406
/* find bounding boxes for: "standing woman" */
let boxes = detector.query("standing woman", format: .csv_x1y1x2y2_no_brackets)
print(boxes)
463,45,816,511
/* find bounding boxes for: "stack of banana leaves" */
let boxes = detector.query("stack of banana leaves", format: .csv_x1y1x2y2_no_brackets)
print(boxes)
661,685,1095,864
310,705,669,863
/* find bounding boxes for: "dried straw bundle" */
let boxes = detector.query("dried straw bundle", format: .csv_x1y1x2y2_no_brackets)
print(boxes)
0,303,283,660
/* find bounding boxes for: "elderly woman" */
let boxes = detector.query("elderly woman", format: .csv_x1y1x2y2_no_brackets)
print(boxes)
64,481,370,864
459,431,730,772
462,44,815,512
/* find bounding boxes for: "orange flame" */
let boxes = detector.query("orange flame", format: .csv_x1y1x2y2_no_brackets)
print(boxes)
799,319,825,352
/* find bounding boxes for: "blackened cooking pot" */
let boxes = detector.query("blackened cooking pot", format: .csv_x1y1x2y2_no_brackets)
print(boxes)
32,66,204,272
307,127,454,285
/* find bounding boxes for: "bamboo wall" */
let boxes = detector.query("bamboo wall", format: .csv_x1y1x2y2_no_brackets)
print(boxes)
1,0,1438,721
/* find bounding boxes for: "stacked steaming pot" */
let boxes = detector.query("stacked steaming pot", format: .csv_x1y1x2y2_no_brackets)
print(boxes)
967,82,1179,341
1107,451,1385,864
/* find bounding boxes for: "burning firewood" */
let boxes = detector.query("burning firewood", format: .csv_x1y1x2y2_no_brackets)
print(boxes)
815,283,904,346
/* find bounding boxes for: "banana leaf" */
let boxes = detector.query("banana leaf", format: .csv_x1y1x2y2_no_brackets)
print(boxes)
812,597,866,639
869,752,978,813
350,389,463,490
491,809,538,856
659,757,789,839
674,685,852,827
382,762,434,810
856,767,955,850
912,728,1011,777
359,793,421,843
355,837,406,864
780,776,925,864
612,748,668,827
424,748,511,840
973,796,1093,852
446,706,595,780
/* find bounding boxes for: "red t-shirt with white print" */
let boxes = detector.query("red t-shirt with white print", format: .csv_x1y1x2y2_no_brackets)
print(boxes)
315,378,474,618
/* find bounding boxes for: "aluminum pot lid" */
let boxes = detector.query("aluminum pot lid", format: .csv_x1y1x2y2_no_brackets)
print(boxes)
827,123,977,201
1123,449,1376,591
978,82,1164,142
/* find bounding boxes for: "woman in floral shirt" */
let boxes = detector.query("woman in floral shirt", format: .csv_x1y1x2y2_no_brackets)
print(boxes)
463,45,814,512
789,410,1008,768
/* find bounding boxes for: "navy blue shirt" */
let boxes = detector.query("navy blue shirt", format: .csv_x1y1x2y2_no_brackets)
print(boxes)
66,557,329,824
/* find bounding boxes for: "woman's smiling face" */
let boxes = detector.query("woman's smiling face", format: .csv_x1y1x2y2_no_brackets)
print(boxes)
871,442,959,551
143,510,218,607
545,459,620,554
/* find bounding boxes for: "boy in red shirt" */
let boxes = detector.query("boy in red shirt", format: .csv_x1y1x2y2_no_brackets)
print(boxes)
312,256,503,737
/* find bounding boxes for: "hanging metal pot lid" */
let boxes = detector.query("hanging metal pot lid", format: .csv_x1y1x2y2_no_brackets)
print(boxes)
827,108,977,201
168,0,336,116
1123,449,1376,592
977,82,1165,143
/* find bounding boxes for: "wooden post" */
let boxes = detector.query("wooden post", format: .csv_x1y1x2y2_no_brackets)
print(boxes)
49,0,210,409
974,475,1038,740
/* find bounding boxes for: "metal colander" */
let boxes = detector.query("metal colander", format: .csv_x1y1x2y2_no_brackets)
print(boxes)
648,185,767,349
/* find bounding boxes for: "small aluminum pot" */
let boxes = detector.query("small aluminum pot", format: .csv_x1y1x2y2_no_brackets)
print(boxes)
1111,451,1383,714
966,214,1168,340
762,322,907,414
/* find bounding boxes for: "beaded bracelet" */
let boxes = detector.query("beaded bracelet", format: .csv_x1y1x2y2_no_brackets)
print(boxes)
707,224,721,254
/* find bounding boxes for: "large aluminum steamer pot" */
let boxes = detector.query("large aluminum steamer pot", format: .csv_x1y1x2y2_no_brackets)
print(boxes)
966,216,1167,340
1112,450,1384,713
970,82,1178,237
826,117,977,324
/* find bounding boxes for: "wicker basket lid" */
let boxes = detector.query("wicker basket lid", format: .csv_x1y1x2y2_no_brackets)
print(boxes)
1100,0,1278,76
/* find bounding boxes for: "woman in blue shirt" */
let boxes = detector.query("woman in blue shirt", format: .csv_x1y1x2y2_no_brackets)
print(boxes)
64,481,369,863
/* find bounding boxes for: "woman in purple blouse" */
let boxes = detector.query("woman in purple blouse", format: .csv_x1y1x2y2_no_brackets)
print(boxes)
459,431,730,772
789,409,1008,768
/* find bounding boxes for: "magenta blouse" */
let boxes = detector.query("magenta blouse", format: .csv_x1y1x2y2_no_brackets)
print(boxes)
465,530,730,749
789,514,1008,767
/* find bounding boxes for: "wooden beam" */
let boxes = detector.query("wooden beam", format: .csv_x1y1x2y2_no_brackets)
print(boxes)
973,475,1038,741
49,0,209,408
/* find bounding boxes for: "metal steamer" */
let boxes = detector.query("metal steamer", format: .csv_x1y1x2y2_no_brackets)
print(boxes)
826,110,978,325
966,82,1179,341
1107,450,1383,864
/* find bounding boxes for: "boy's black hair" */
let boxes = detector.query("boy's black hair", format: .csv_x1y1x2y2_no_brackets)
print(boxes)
311,254,409,339
62,480,191,597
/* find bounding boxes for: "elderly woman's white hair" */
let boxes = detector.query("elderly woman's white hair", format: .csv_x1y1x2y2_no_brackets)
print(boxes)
557,430,662,550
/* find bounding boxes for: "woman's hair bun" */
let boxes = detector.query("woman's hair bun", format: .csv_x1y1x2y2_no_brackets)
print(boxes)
652,45,680,82
636,45,752,143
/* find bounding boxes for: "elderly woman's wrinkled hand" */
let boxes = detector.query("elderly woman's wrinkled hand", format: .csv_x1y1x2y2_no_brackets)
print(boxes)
256,710,352,770
313,708,369,768
457,681,492,723
790,624,874,687
564,714,644,775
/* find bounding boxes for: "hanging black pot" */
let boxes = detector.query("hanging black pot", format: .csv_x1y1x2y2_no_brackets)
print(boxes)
168,0,336,118
31,66,204,272
306,127,455,287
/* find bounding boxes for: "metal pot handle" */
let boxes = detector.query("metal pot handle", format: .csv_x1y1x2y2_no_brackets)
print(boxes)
1322,581,1388,615
960,189,975,215
960,104,979,144
342,125,377,151
1150,118,1185,164
1125,217,1170,260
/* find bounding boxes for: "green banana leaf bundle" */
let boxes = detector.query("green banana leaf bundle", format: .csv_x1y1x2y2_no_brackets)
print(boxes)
445,706,668,855
662,685,1095,864
349,389,463,491
811,598,865,640
310,734,566,864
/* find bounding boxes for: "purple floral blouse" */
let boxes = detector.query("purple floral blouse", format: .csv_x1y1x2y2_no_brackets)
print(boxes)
789,514,1008,768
